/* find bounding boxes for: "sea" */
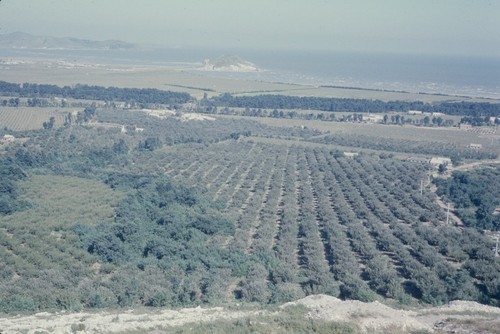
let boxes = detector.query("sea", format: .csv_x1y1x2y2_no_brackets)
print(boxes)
2,47,499,99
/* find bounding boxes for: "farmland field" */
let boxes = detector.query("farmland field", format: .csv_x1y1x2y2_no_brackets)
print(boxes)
0,107,66,131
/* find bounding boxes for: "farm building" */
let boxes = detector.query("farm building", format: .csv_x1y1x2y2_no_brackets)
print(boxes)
459,123,472,130
430,157,452,166
469,143,482,150
408,110,423,115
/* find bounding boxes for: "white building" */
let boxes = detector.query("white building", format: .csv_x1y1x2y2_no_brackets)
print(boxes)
430,157,452,166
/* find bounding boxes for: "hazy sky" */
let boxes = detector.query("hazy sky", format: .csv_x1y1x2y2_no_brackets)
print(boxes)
0,0,499,56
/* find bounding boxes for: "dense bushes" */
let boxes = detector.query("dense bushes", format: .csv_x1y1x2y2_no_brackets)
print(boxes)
0,159,28,215
435,168,500,231
77,176,235,262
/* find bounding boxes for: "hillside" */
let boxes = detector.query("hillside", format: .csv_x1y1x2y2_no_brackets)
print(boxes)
0,31,136,50
1,295,500,333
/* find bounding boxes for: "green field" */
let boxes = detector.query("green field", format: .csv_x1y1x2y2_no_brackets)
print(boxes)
0,107,67,131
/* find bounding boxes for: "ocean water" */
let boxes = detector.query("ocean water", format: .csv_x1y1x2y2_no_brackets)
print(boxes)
245,51,500,98
2,47,499,98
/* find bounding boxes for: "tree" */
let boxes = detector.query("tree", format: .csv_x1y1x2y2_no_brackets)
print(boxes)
42,116,56,130
64,112,73,126
112,139,129,154
240,263,270,303
142,137,161,151
438,163,447,174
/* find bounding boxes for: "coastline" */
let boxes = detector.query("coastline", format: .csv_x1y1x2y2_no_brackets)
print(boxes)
0,53,499,103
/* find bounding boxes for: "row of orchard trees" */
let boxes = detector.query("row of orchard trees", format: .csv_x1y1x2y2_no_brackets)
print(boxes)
160,142,500,306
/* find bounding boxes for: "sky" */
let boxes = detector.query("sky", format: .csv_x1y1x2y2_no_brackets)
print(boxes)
0,0,499,57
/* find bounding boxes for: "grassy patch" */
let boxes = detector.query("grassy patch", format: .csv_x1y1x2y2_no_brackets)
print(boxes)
2,174,124,228
0,174,124,279
167,312,358,334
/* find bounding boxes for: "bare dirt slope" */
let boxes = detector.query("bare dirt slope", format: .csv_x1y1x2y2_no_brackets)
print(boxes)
287,295,500,333
1,295,500,334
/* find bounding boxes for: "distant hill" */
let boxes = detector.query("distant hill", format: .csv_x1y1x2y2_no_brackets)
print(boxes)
0,31,136,50
200,55,262,72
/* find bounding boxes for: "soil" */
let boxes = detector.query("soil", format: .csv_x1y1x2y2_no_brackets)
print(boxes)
1,295,499,334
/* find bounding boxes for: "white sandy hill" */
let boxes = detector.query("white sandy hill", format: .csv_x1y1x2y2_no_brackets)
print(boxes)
200,55,262,72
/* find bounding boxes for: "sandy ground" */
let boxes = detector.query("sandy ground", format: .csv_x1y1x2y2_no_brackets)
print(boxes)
1,295,500,334
288,295,500,333
0,306,265,334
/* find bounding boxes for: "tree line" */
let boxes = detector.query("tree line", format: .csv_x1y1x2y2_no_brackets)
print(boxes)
209,93,500,117
0,81,192,105
2,80,500,118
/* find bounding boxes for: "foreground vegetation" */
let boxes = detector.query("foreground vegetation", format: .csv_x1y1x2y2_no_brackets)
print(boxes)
170,305,359,334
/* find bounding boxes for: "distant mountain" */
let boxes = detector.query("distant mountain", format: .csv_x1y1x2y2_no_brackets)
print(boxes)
0,31,136,50
200,55,262,72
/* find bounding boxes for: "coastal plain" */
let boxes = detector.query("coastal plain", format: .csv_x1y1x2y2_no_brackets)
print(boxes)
1,57,498,103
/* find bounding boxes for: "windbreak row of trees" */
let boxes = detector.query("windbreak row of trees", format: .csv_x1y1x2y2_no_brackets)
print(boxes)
209,93,500,117
2,80,499,117
0,81,192,105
